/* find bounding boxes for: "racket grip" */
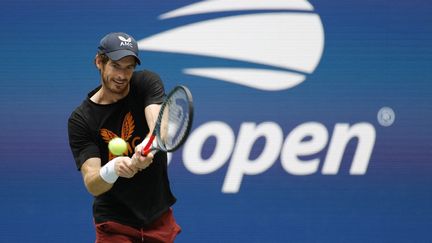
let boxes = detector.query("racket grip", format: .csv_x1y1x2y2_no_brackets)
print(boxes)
141,135,156,156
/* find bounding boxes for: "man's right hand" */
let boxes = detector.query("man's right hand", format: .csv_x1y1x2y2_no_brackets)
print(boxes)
115,156,138,178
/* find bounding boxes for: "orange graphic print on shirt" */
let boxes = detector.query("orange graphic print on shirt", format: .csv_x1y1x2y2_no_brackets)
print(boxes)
100,112,142,160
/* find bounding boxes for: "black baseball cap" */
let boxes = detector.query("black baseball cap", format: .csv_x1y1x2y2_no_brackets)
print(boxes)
98,32,141,65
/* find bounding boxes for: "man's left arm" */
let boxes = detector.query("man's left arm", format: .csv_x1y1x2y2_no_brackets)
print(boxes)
131,104,162,170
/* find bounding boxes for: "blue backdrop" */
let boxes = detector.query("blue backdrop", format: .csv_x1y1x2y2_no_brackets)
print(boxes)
0,0,431,242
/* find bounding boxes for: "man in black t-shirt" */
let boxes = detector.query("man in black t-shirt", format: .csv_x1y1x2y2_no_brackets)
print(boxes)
68,32,181,242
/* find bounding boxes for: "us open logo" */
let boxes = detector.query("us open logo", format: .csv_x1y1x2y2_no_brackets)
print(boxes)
135,1,377,195
138,0,325,91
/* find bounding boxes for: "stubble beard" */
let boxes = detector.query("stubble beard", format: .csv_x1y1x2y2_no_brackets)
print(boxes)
102,73,129,96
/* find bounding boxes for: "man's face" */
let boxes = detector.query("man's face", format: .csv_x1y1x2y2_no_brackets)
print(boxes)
97,56,137,95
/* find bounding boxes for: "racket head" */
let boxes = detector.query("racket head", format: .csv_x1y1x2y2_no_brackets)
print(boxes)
154,85,194,152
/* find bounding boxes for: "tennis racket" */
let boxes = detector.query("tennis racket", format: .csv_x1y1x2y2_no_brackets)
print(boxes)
141,85,194,156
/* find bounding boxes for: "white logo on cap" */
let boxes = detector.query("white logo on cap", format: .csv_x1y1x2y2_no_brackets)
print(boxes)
137,0,325,91
118,36,133,48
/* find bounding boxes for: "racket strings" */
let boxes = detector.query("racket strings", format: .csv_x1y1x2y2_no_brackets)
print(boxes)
158,90,191,150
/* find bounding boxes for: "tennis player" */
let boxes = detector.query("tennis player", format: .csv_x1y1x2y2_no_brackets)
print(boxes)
68,32,181,242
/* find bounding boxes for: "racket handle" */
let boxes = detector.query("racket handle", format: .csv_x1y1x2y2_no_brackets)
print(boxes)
141,135,156,156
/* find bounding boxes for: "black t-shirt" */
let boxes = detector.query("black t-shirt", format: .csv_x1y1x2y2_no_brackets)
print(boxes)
68,70,176,228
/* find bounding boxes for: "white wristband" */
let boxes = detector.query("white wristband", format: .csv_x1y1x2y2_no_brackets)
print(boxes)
99,158,119,184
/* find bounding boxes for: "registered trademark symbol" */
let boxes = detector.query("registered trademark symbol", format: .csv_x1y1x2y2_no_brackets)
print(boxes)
377,107,395,127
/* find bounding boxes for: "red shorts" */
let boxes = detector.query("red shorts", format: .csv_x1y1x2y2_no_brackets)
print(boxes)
95,208,181,243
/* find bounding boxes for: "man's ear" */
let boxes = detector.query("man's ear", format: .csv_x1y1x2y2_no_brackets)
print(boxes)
94,54,103,70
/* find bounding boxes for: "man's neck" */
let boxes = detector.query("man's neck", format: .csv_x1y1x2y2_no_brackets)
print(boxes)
90,86,128,105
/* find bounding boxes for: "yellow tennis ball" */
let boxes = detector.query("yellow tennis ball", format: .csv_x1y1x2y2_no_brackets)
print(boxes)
108,137,127,155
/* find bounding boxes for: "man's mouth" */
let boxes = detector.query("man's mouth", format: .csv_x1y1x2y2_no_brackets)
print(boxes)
113,80,126,85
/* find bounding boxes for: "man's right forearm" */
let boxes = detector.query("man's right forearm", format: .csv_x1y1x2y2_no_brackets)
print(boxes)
83,170,114,196
81,158,114,196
